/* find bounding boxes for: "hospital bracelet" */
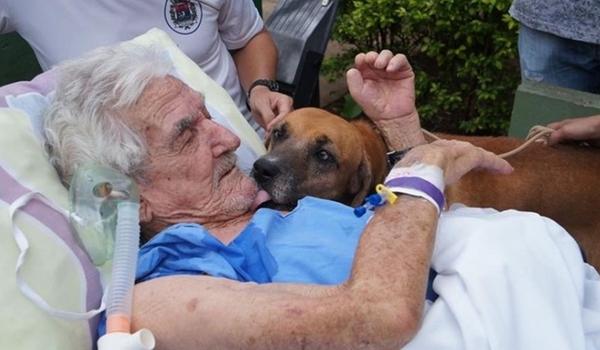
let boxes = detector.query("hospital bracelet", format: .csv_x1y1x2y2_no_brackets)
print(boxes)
384,164,446,214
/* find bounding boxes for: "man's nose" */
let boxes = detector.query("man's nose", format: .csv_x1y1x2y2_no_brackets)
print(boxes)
209,120,241,157
252,155,282,184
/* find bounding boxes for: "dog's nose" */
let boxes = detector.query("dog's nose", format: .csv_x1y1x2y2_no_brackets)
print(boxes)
252,156,281,183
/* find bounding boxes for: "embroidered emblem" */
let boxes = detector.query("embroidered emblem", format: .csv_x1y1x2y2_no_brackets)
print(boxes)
164,0,203,35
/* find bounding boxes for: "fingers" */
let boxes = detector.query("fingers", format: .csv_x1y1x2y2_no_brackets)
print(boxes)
548,123,587,145
355,51,388,71
250,90,293,130
546,115,600,145
373,50,393,69
265,94,294,133
442,140,513,184
353,51,414,85
346,68,365,102
547,120,568,130
266,113,287,133
387,54,411,73
356,50,409,71
403,140,513,185
252,102,275,129
274,93,293,116
548,129,566,145
479,149,513,174
547,119,577,145
439,139,512,171
457,147,513,176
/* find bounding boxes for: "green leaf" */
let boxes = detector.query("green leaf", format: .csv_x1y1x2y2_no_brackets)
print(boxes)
328,0,519,135
341,94,363,119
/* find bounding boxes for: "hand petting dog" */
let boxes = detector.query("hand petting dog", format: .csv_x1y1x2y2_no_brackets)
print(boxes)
248,87,293,130
398,140,513,186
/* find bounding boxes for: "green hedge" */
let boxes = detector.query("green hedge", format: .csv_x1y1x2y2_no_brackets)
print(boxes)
324,0,520,135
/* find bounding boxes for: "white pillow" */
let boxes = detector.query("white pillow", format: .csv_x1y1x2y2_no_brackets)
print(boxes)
0,108,101,350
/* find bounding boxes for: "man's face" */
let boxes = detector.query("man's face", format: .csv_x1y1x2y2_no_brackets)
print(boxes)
125,76,258,231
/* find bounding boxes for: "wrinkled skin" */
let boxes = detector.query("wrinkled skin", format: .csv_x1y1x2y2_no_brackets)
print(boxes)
123,75,259,240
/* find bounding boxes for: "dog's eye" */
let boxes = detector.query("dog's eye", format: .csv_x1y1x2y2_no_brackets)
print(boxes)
272,128,283,140
316,150,332,162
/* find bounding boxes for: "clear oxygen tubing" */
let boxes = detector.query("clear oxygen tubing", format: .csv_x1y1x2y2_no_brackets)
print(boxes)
69,164,154,349
106,200,141,333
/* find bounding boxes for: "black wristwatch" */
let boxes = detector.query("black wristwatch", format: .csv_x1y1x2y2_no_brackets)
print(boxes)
386,147,414,169
247,79,279,100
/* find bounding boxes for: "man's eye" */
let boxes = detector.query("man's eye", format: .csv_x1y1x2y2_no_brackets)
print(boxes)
316,150,332,162
180,129,197,149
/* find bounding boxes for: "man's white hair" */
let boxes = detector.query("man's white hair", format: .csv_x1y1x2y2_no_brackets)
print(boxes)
44,43,174,184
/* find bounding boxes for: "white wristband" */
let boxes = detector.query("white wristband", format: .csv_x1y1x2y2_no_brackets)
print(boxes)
384,164,446,213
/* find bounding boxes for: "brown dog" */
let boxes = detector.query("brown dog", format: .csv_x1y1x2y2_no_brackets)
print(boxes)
252,108,388,208
253,107,600,267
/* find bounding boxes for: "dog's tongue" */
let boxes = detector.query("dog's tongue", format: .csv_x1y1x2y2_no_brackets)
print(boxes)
251,190,271,211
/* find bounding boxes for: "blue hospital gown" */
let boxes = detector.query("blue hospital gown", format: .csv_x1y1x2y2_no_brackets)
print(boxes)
99,197,436,335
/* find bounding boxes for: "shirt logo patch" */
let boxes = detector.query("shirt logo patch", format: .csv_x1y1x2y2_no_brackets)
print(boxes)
164,0,203,35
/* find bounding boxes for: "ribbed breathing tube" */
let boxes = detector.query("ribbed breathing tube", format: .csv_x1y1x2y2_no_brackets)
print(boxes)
106,201,140,332
69,164,154,349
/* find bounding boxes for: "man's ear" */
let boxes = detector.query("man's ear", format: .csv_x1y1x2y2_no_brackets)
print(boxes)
349,151,374,207
139,195,153,226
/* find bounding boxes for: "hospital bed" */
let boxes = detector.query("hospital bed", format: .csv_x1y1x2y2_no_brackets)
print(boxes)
1,5,599,350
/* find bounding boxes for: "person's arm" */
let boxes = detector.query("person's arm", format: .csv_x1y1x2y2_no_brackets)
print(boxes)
232,29,293,130
132,195,436,349
547,115,600,147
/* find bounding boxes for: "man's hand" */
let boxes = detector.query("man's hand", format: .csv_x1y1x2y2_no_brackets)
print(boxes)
400,140,514,185
248,87,293,130
346,50,425,151
346,50,417,122
547,115,600,147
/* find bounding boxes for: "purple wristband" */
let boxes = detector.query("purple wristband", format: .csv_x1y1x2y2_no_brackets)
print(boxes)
384,177,445,210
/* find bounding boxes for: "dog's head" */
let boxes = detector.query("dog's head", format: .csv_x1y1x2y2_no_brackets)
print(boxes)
252,108,387,209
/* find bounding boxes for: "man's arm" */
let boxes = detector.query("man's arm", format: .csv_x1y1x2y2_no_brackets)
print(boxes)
232,29,293,130
132,196,436,350
131,139,511,349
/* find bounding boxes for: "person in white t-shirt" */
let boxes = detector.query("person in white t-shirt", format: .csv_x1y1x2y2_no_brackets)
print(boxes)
0,0,292,135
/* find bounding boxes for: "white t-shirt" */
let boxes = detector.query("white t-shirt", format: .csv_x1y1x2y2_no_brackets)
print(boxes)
0,0,263,132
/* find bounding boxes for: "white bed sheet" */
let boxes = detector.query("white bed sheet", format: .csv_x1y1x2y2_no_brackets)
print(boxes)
405,205,600,350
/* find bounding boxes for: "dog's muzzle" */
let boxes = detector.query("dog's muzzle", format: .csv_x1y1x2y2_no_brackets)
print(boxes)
252,155,282,187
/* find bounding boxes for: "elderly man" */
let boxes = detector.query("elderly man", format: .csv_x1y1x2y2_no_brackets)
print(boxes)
44,44,597,349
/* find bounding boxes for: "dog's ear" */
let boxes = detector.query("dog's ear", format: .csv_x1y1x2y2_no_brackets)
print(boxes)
349,150,374,207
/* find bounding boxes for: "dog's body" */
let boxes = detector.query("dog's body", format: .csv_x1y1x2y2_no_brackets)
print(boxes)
253,108,600,267
445,134,600,267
